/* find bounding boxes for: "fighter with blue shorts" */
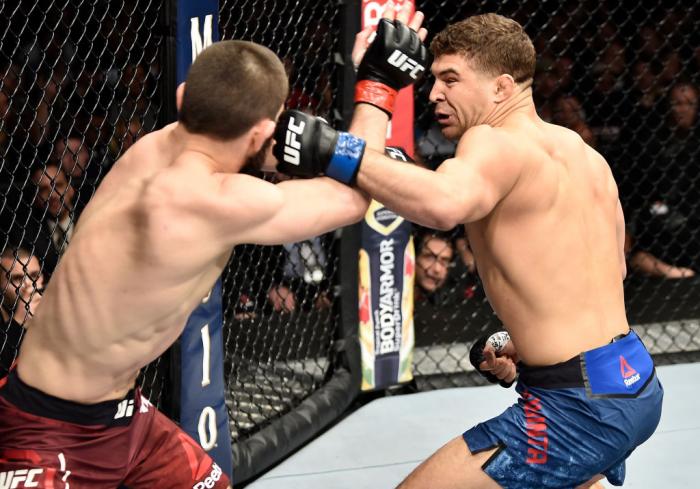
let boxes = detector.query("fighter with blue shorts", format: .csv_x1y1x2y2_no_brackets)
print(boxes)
465,330,663,488
323,8,667,488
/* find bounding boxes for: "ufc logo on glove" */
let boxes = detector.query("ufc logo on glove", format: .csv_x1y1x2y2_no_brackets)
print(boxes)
283,117,306,166
387,49,425,79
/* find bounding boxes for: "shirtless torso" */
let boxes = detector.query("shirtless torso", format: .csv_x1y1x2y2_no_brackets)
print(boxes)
17,121,370,404
462,115,629,365
1,38,380,489
358,106,629,365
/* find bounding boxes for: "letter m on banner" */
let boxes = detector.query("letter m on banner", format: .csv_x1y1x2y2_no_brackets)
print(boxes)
190,15,214,62
176,0,220,85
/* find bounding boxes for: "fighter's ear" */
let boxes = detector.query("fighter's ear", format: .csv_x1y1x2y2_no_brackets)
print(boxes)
248,118,276,153
176,83,186,112
494,74,515,102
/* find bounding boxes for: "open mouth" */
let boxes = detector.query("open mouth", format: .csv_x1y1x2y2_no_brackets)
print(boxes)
435,112,451,124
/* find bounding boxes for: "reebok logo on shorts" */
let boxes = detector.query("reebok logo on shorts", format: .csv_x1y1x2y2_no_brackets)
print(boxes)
620,355,640,387
0,468,43,488
192,463,222,489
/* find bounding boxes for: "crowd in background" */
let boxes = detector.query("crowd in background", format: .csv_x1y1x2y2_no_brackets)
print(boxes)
2,1,700,374
418,7,700,292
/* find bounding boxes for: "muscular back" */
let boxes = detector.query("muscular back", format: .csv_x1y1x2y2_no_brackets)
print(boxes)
18,126,236,402
466,118,628,365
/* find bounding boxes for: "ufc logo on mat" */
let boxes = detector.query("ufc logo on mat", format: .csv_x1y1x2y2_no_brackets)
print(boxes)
387,49,425,79
0,469,43,488
283,117,306,166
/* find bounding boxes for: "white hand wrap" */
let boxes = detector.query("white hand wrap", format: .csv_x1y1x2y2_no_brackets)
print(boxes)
487,331,511,353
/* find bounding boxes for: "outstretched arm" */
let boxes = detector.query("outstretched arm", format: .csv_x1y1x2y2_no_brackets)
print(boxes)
355,126,522,229
217,174,368,246
256,6,430,240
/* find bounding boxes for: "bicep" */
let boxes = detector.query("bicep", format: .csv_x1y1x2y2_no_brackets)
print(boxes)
235,177,368,246
436,150,519,223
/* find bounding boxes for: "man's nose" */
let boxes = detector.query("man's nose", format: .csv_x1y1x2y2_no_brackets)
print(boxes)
428,83,444,104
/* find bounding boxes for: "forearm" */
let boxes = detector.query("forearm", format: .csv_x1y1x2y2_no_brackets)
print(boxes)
355,149,465,229
629,250,672,277
278,177,369,238
348,104,389,152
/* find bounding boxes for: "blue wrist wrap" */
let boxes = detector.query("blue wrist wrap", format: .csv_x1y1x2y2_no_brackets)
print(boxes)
325,132,366,184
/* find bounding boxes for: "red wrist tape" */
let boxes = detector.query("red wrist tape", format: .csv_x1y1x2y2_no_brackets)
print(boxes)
354,80,397,117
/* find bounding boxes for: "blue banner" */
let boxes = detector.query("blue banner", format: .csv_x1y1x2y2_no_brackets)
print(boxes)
176,0,232,479
177,0,219,84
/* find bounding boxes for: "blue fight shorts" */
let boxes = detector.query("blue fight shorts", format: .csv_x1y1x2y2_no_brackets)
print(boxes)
463,330,663,488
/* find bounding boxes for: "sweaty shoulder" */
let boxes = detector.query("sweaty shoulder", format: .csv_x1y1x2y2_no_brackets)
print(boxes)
542,122,617,197
457,124,515,157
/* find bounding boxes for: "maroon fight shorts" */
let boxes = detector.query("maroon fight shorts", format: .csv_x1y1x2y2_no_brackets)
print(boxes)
0,370,230,488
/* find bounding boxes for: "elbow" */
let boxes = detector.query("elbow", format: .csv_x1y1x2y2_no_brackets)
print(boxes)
425,196,468,230
429,214,462,231
422,210,463,231
349,191,371,224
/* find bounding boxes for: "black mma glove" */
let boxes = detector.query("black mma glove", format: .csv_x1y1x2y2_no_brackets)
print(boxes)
355,18,432,117
469,331,516,388
273,110,366,184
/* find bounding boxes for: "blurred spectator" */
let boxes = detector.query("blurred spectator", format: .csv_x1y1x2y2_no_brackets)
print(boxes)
552,94,597,146
258,172,333,314
1,246,44,376
53,133,107,213
584,40,631,159
121,118,143,152
616,60,664,214
119,64,159,129
552,56,576,95
636,25,663,63
1,246,44,327
668,82,698,134
414,231,454,304
659,49,683,87
627,82,699,278
629,60,664,126
54,135,90,180
267,237,332,313
108,117,144,164
19,163,78,277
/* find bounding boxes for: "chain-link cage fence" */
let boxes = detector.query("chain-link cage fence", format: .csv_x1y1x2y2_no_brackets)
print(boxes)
1,0,356,482
219,0,358,482
3,0,698,481
411,0,700,390
0,0,168,404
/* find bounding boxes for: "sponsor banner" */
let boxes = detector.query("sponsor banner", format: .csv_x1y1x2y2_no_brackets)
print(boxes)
359,201,415,390
177,0,233,480
177,0,219,83
361,0,416,156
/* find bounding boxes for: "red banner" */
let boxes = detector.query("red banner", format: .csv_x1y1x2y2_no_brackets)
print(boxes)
361,0,415,157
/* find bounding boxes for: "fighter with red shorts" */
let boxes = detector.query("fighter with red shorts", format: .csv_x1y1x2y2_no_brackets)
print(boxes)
0,371,226,488
0,18,416,484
